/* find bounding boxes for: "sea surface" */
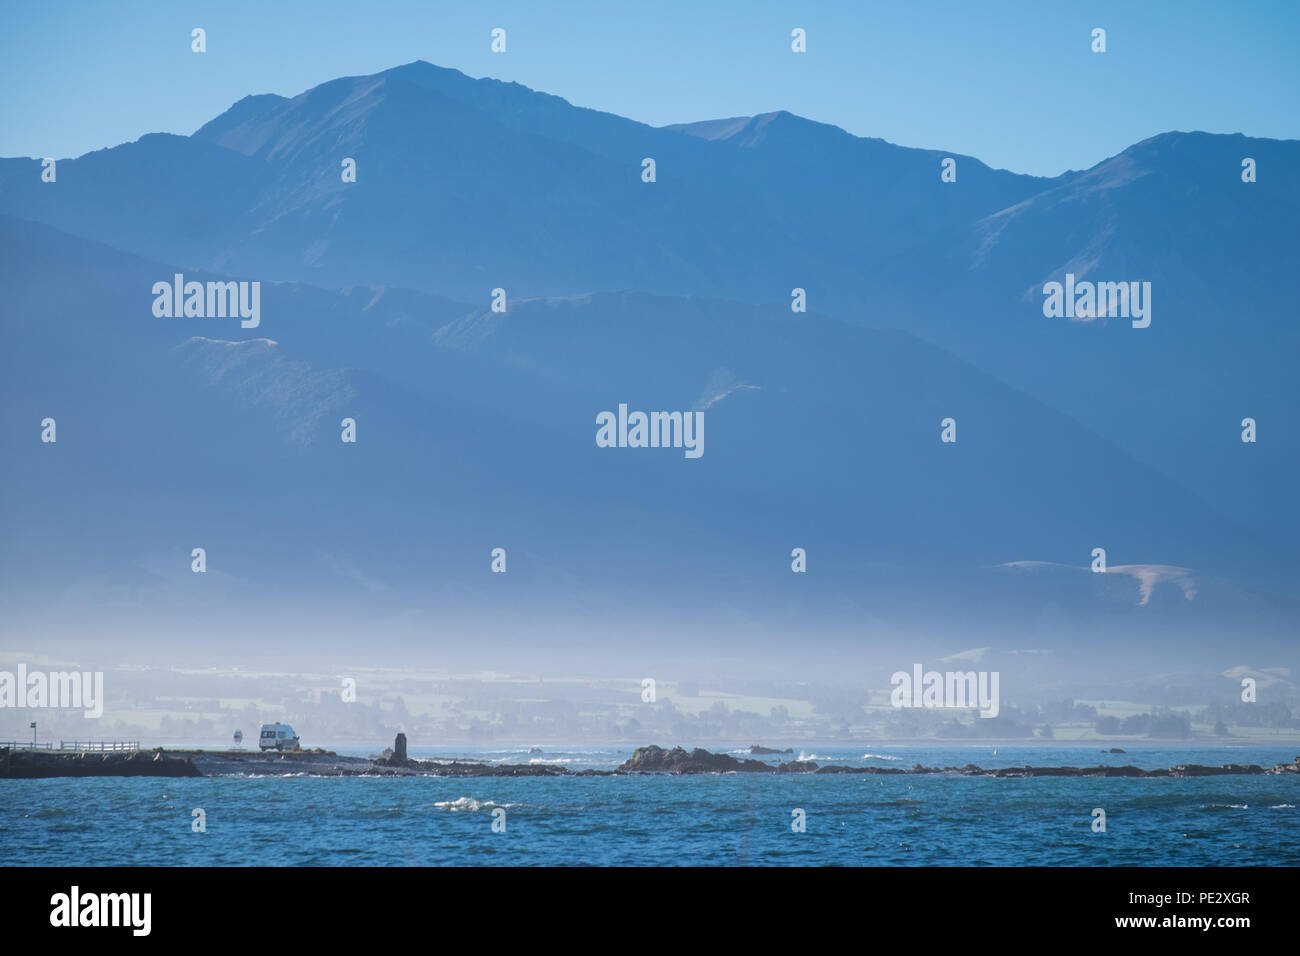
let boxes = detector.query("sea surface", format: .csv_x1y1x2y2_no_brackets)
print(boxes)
3,745,1297,866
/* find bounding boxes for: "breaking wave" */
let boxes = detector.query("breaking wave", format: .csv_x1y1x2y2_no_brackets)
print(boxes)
433,797,517,812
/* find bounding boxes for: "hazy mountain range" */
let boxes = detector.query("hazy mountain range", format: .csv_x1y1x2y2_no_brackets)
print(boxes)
1,61,1296,690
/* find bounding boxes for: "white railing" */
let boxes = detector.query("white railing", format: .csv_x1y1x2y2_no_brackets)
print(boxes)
0,741,53,749
58,740,140,752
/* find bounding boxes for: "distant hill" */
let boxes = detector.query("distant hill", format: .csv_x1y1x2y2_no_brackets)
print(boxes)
1,215,1293,678
1,61,1296,680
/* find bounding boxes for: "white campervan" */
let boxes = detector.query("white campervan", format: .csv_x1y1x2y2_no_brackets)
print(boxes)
258,723,300,751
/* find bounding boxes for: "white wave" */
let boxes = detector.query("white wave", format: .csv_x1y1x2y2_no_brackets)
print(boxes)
221,771,311,778
433,797,516,812
862,753,904,761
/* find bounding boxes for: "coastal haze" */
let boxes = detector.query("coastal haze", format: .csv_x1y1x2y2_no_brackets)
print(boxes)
2,53,1299,750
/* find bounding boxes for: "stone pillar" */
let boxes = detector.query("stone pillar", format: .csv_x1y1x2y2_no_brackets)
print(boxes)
394,732,408,763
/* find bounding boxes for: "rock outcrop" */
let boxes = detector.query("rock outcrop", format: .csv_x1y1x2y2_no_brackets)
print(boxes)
618,745,776,773
0,747,200,778
375,732,414,768
6,744,1299,779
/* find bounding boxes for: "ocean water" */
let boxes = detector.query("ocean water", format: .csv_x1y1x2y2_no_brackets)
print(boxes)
3,746,1297,866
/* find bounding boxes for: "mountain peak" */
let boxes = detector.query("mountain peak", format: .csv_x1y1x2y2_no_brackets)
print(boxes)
665,109,841,146
193,92,290,141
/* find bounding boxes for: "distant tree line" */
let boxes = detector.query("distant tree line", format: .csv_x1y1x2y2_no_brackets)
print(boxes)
1197,700,1296,729
1094,709,1191,737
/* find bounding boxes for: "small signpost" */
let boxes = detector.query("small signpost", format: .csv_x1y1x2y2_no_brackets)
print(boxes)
233,729,243,751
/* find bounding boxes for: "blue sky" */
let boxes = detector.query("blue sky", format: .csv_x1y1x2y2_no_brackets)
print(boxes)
2,0,1297,176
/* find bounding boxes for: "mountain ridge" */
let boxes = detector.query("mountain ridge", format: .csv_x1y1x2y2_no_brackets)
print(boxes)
1,64,1296,676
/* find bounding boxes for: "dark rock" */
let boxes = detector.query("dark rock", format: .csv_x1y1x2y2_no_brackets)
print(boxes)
775,760,818,773
1170,764,1263,777
375,733,415,767
616,745,774,774
749,745,794,755
0,747,200,779
6,743,1294,781
814,764,907,774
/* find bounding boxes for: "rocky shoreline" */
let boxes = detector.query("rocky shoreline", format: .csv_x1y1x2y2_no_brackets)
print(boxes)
4,742,1299,780
615,745,1300,778
0,747,202,778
